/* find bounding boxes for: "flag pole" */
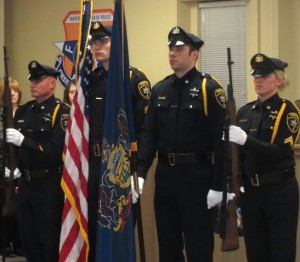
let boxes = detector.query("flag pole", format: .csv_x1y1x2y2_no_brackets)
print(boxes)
130,143,146,262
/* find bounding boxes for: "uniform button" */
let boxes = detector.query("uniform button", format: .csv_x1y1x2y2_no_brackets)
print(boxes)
190,105,193,108
158,104,160,107
270,126,273,129
41,129,44,131
41,106,45,110
185,80,189,84
266,106,270,109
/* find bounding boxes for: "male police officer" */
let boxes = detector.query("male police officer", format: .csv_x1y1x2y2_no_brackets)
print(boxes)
87,22,151,261
6,61,69,262
137,26,234,261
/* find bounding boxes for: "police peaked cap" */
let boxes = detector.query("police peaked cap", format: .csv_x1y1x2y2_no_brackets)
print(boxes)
27,60,60,81
90,22,112,41
168,26,204,50
250,53,288,77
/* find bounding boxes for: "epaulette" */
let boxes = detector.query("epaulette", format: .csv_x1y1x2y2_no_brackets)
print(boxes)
153,74,173,86
129,66,149,79
246,100,257,106
55,98,70,110
199,72,224,116
201,72,222,86
287,100,300,115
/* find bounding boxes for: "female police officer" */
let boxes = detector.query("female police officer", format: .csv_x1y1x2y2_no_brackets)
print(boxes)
229,53,299,262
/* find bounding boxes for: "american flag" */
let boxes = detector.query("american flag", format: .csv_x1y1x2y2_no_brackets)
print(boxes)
59,0,92,261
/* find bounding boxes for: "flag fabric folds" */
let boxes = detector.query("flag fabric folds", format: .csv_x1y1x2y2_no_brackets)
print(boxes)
96,0,136,261
59,0,92,261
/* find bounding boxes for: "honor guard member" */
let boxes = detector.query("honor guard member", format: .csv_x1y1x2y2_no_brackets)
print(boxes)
229,53,300,262
136,26,234,262
87,21,151,261
6,60,70,262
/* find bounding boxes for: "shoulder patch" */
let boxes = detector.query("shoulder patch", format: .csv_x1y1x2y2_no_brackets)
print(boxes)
215,88,226,108
61,113,69,131
138,80,151,100
287,112,299,133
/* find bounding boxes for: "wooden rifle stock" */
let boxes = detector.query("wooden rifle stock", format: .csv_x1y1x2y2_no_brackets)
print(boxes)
2,46,18,216
220,48,240,251
130,142,146,262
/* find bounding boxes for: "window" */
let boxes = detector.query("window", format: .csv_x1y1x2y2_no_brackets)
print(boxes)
199,0,247,110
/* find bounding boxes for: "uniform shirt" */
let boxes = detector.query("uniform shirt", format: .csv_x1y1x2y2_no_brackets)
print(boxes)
237,93,300,178
87,66,151,144
138,67,227,190
14,96,69,170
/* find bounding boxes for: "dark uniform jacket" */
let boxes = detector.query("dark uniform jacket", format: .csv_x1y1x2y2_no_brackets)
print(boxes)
237,93,300,180
138,67,227,190
14,96,69,171
87,65,151,145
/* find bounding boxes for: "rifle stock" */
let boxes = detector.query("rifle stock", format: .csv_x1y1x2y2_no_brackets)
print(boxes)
2,46,17,216
220,48,240,251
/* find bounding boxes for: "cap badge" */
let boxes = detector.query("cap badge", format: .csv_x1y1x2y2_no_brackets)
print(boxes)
31,61,37,68
255,55,264,63
172,27,180,35
93,22,100,30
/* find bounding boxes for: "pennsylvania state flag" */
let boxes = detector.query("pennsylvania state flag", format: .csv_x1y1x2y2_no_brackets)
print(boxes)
96,0,136,261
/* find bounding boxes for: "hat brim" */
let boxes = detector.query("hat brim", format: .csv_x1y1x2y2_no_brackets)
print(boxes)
168,40,186,47
28,73,48,81
251,68,274,77
92,34,111,41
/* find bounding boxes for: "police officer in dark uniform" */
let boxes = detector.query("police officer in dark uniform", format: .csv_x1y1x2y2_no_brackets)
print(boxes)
87,22,151,261
6,60,70,262
229,53,299,262
137,26,233,262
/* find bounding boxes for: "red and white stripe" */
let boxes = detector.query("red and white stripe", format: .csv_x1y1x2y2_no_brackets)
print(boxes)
59,77,90,262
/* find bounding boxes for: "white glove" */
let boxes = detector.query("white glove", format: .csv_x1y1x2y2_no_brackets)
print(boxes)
229,125,247,145
240,186,245,193
131,176,145,204
207,189,235,209
5,167,22,179
6,128,24,147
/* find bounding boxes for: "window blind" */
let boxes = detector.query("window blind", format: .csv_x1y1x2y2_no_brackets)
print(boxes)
199,0,247,110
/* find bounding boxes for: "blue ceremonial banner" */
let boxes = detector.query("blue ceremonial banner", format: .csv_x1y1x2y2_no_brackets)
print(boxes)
96,0,136,261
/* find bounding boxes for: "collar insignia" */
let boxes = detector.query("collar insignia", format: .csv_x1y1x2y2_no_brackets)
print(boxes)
43,113,52,123
189,87,199,98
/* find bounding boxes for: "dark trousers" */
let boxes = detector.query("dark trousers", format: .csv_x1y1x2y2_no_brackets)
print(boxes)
154,161,214,262
88,154,101,262
18,174,64,262
241,176,299,262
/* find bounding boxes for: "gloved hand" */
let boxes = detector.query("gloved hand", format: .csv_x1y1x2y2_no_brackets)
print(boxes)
131,176,145,204
229,125,247,145
207,189,235,209
6,128,24,147
5,167,22,180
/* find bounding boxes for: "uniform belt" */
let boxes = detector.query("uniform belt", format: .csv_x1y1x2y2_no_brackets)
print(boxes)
89,143,101,157
22,167,62,182
158,152,208,166
249,169,293,187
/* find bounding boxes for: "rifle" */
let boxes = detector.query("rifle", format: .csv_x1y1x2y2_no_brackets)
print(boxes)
130,142,146,262
1,46,19,261
2,46,18,216
219,47,240,251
